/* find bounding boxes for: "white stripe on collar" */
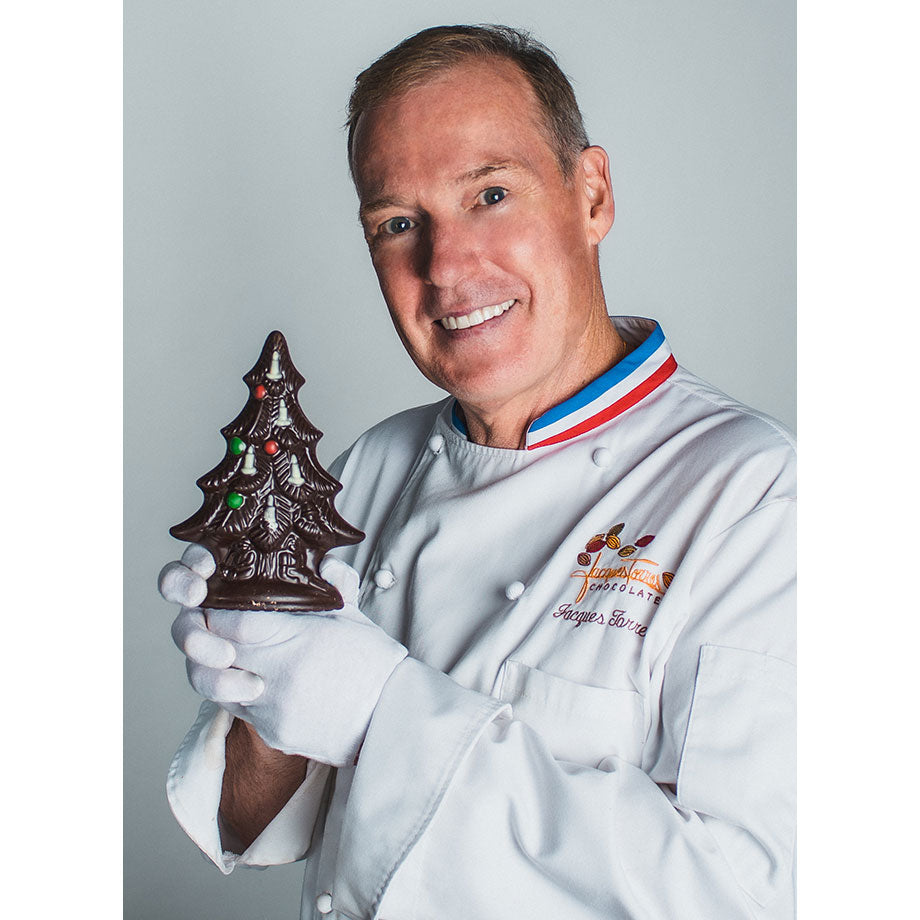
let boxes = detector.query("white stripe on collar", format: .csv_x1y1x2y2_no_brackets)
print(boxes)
451,317,677,450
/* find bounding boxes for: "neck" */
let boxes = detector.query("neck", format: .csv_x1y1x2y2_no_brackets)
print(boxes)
460,413,533,451
458,318,629,450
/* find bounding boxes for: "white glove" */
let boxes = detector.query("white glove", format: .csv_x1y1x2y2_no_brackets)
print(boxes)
159,546,407,766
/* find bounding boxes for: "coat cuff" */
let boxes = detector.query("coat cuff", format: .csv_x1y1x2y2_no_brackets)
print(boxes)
332,657,510,918
166,701,330,874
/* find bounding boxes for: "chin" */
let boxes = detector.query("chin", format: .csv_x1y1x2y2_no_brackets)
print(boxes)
424,341,540,406
445,371,529,412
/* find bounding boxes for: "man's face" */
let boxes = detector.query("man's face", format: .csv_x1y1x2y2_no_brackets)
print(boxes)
352,58,613,418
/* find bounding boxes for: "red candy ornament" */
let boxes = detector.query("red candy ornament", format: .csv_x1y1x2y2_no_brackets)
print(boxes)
264,440,279,455
254,385,267,399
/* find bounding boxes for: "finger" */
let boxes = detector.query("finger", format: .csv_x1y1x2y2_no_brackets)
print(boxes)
319,556,360,605
204,609,291,645
181,544,216,579
171,608,236,668
186,660,265,704
170,606,206,652
158,561,208,607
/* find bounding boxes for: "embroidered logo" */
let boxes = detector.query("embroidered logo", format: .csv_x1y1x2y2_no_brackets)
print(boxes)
569,523,674,605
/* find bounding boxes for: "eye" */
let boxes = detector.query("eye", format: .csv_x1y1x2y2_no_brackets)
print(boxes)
478,187,507,206
381,216,416,235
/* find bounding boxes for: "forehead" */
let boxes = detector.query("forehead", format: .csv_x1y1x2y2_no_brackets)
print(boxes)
352,58,556,198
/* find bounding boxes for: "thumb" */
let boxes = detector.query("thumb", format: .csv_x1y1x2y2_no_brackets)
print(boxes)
158,561,208,607
180,544,216,578
319,556,360,605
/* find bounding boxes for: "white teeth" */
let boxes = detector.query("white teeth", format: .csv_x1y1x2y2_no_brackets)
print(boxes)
440,299,514,331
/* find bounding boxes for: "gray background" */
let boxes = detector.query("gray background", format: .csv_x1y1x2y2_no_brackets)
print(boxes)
125,1,794,916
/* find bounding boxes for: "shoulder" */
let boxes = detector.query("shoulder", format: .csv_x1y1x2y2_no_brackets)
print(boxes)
667,366,795,452
330,399,448,480
658,365,796,510
612,316,794,488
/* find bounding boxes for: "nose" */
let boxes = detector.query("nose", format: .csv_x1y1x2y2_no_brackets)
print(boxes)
419,218,478,289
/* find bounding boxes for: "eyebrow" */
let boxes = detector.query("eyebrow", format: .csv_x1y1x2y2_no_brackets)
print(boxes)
458,161,520,183
358,161,526,225
358,195,403,225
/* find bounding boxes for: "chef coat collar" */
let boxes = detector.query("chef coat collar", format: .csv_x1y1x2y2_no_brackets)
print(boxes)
450,316,677,450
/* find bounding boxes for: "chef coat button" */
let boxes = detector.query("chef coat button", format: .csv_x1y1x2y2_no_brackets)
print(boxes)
592,447,612,468
428,434,445,454
374,568,396,589
505,580,525,600
316,892,333,914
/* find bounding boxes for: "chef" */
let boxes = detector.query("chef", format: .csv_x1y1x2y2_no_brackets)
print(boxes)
160,24,796,919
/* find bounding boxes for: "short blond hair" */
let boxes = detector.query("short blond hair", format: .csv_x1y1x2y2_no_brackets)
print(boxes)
346,24,590,180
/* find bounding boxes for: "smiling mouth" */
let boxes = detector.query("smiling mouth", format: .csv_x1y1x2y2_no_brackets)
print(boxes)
439,299,515,331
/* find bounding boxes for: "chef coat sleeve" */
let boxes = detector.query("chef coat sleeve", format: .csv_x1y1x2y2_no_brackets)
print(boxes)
330,498,795,919
166,701,333,874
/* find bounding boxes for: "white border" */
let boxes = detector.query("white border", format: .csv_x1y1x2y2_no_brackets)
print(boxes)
799,0,918,914
2,3,121,910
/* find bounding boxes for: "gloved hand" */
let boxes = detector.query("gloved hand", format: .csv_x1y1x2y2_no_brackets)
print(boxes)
159,546,408,766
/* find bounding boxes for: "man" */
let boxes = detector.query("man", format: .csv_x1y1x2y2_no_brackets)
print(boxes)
160,24,795,919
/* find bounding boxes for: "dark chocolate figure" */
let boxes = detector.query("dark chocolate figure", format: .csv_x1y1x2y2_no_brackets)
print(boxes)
170,331,364,611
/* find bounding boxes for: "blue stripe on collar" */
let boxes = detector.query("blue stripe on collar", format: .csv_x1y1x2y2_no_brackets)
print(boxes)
528,322,667,433
448,318,676,450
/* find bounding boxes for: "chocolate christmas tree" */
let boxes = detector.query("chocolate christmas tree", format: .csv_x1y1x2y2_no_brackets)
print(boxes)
170,331,363,612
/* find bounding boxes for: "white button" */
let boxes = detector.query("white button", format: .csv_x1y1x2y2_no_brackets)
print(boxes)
428,434,445,454
316,892,333,914
374,568,396,589
592,447,612,468
505,581,525,600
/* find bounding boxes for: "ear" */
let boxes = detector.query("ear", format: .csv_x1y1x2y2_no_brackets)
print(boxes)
578,146,615,246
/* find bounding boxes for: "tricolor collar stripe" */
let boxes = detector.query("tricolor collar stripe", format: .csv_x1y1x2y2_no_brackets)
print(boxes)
529,322,667,432
449,318,676,449
526,354,677,449
526,335,673,445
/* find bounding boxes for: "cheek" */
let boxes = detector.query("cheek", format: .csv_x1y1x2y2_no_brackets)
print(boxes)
373,252,419,310
371,256,433,354
473,221,542,292
494,221,585,306
496,196,584,265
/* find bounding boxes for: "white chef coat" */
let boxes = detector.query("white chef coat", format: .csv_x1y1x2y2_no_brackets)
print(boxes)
167,316,796,919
